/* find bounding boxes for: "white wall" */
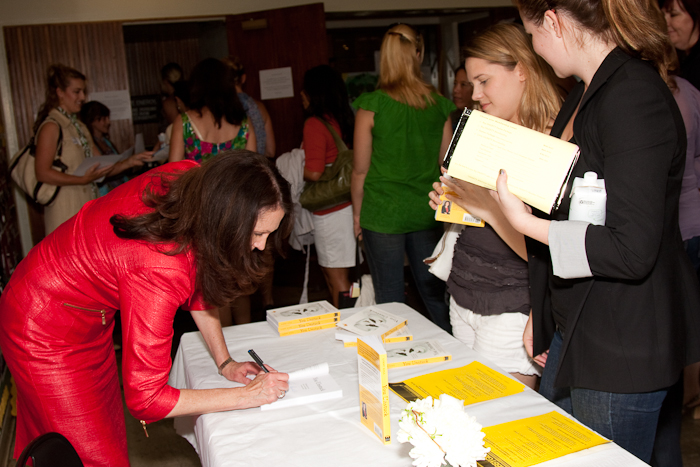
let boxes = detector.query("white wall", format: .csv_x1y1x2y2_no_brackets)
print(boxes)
0,0,511,26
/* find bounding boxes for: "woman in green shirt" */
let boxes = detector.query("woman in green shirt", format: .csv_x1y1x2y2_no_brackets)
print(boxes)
352,23,455,332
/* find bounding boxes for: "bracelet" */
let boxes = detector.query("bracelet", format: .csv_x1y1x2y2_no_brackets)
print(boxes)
217,357,234,376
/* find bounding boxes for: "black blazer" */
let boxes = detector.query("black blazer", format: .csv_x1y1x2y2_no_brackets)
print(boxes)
529,48,700,393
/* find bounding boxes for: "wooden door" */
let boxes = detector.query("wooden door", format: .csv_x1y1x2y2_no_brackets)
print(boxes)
226,3,328,156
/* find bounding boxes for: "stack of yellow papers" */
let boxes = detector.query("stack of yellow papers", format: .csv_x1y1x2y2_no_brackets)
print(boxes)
389,361,525,405
479,411,609,467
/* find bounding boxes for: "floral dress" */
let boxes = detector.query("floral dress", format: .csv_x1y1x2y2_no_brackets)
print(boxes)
182,112,250,163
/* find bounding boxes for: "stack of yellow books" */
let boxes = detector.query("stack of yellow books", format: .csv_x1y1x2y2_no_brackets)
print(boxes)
266,300,341,337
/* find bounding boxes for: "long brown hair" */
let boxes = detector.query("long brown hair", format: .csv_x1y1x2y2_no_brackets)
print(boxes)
110,151,293,307
464,23,562,133
378,24,436,109
516,0,676,84
34,64,86,133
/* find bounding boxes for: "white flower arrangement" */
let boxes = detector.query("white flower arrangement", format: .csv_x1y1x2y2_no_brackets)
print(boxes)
397,394,489,467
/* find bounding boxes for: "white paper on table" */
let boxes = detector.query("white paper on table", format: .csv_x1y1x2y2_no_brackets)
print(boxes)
260,362,342,411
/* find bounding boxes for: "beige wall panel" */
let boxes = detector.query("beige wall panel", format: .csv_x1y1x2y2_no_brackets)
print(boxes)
4,22,133,149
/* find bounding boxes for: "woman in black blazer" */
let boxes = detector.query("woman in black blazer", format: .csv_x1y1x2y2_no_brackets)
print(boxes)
490,0,700,462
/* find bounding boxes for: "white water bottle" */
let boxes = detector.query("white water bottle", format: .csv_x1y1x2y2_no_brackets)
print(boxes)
569,171,606,225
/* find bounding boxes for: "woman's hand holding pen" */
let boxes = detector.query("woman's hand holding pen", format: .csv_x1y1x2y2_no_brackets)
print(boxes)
239,371,290,408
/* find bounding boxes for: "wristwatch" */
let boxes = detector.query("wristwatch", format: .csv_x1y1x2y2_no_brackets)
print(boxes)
218,357,234,376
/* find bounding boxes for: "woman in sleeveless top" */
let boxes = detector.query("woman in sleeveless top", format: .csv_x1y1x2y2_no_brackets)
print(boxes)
429,23,562,389
169,58,256,164
34,64,149,235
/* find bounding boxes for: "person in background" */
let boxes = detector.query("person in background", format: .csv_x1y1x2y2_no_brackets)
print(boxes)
661,0,700,90
223,56,276,158
169,58,256,164
450,63,474,131
34,64,148,235
301,64,356,308
0,152,292,465
487,0,700,461
161,62,188,125
429,23,562,389
662,5,700,425
80,101,152,196
352,24,455,333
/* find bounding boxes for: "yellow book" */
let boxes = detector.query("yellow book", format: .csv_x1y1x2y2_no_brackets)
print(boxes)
337,325,413,347
276,321,338,337
389,361,525,405
444,109,580,214
385,340,451,369
272,316,339,332
266,300,340,329
434,184,485,226
478,411,609,467
336,306,407,340
357,336,391,445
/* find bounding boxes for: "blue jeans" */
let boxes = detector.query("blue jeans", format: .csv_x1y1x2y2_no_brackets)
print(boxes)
539,331,668,463
362,227,451,333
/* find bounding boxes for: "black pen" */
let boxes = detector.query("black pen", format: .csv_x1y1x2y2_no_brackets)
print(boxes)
248,349,269,373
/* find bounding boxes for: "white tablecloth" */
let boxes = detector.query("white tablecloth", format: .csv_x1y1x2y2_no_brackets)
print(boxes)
168,303,647,467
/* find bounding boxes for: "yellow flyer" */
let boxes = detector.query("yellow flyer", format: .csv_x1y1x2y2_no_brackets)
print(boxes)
478,411,609,467
389,361,524,405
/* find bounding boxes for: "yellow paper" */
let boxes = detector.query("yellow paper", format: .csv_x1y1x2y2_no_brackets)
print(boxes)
389,361,525,405
479,411,609,467
434,186,485,227
446,110,579,214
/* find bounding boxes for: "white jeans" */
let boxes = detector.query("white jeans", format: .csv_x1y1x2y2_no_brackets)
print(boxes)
449,296,540,376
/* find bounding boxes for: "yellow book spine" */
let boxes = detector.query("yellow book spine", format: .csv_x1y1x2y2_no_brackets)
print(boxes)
276,312,340,329
343,341,358,347
278,316,339,331
380,320,407,340
387,355,452,369
383,334,413,344
378,352,391,444
277,321,337,336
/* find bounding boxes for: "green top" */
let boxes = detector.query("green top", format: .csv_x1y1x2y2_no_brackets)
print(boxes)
353,90,455,233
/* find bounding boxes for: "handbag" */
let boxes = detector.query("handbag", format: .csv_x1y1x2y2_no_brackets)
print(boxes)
9,123,66,206
299,118,353,212
424,223,465,282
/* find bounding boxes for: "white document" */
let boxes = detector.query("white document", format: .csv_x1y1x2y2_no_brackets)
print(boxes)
88,90,132,121
259,67,294,100
72,148,133,182
260,362,342,411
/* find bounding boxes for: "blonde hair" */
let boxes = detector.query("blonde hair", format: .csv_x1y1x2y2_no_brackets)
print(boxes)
222,56,246,86
378,24,435,109
464,23,562,133
516,0,677,85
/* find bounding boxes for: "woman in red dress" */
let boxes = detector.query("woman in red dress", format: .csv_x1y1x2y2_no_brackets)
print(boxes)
0,151,292,466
